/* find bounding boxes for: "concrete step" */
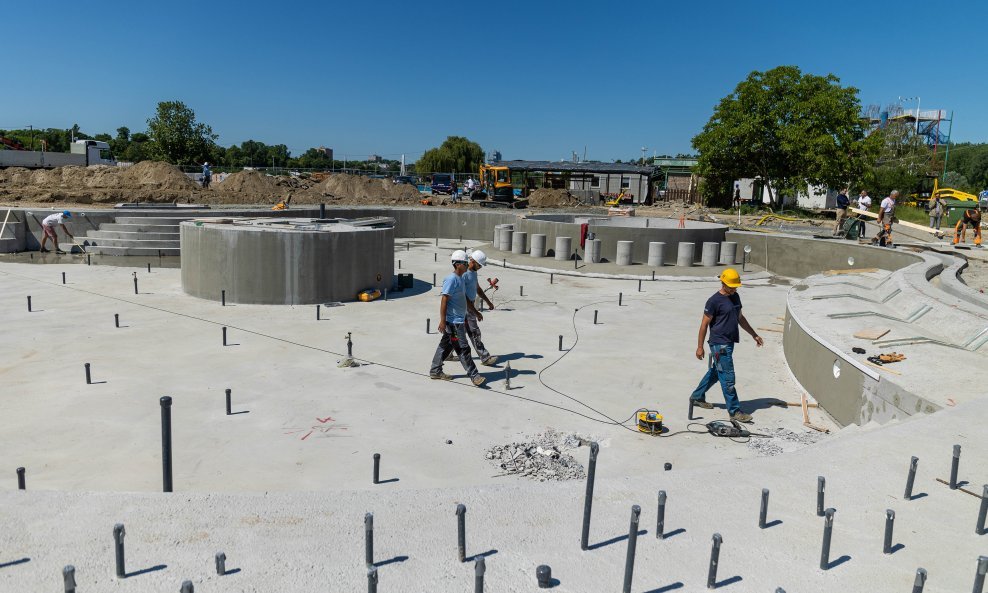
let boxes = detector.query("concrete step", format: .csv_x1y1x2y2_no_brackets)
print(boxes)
86,230,180,241
82,245,181,257
98,223,181,233
113,216,196,226
80,237,179,249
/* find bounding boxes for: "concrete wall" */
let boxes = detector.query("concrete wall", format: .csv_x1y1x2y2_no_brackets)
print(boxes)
180,222,394,305
0,212,26,252
591,218,726,264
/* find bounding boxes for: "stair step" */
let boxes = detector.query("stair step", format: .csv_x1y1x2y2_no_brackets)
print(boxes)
81,238,179,249
113,217,196,225
98,223,181,233
86,230,180,241
83,246,181,257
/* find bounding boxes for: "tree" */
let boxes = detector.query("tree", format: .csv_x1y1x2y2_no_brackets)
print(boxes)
692,66,871,208
859,121,940,199
416,136,484,175
146,101,218,165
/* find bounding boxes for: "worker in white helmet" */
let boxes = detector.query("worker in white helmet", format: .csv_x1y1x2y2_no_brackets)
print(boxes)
462,249,498,366
430,250,486,386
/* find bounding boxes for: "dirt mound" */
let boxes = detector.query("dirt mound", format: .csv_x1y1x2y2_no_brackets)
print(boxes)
320,174,422,204
484,429,589,481
526,188,583,208
217,170,310,194
118,161,198,190
0,161,197,192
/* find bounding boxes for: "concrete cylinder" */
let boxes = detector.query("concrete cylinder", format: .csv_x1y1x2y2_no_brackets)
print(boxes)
647,242,665,267
511,231,528,255
587,239,602,263
701,242,720,266
530,234,547,258
500,229,514,252
719,242,737,266
676,242,695,267
555,236,572,261
616,241,634,266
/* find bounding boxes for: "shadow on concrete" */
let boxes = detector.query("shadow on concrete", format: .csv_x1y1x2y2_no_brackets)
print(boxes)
224,567,242,575
762,519,783,529
661,528,686,539
742,397,795,412
497,352,545,362
888,543,905,554
644,582,683,593
230,410,250,415
90,381,107,385
466,549,498,562
126,564,167,577
384,280,433,300
714,575,742,588
0,558,30,569
906,492,928,501
588,529,647,550
826,555,851,570
373,555,408,568
377,478,399,484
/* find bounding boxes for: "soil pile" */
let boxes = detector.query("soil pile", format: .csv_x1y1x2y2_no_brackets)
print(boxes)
527,188,584,208
118,161,199,190
217,170,311,195
320,173,422,204
0,161,199,204
484,430,589,481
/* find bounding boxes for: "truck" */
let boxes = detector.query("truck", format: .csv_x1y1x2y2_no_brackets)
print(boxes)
0,139,116,169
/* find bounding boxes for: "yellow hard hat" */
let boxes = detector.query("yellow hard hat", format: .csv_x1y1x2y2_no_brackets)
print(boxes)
719,268,742,288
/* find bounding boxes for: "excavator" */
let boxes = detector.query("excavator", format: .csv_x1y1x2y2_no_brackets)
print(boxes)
469,164,528,209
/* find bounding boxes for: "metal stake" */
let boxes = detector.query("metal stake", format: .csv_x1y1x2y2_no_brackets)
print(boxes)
638,279,642,292
623,505,641,593
63,565,76,593
433,273,436,286
398,260,401,269
317,304,320,320
550,273,553,284
537,565,551,588
215,551,226,575
505,362,511,389
113,523,126,578
368,567,378,593
759,488,770,529
652,271,656,281
62,272,66,284
820,508,836,570
520,285,524,296
883,509,895,554
975,556,988,593
320,203,326,218
147,263,151,273
85,363,92,385
347,332,353,358
707,533,722,589
580,442,599,550
426,318,431,334
222,327,227,346
373,453,381,484
87,254,91,265
656,491,666,539
593,310,598,324
365,512,374,568
817,476,826,516
181,580,194,593
619,292,623,306
558,335,563,351
905,456,918,499
474,557,485,593
225,389,232,416
978,484,988,535
912,568,927,593
456,503,467,562
16,467,25,490
27,295,32,312
160,396,173,492
115,313,120,328
133,274,138,294
951,444,961,490
221,290,226,306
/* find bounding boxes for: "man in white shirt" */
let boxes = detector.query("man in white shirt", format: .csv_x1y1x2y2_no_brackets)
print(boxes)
876,191,898,247
856,190,872,238
40,211,74,254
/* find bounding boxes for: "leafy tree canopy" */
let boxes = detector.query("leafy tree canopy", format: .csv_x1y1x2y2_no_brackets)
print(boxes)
416,136,484,175
146,101,218,165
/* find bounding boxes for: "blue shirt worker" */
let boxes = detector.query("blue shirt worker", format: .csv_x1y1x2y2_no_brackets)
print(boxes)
689,268,763,423
202,162,212,188
833,188,850,236
430,250,485,386
462,249,498,366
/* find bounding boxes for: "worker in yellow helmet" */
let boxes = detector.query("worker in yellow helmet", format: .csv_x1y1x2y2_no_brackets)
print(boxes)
688,268,764,423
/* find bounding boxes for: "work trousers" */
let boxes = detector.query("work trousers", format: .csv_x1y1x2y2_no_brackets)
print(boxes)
833,208,848,235
690,343,741,416
430,322,480,378
930,213,943,230
464,311,491,361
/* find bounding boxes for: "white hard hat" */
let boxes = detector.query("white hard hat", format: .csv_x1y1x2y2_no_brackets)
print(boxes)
451,249,468,263
470,250,487,267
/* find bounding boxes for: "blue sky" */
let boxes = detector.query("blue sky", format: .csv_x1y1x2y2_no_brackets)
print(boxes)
3,0,986,162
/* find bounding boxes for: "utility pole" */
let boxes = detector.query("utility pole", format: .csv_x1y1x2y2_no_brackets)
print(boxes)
640,146,648,165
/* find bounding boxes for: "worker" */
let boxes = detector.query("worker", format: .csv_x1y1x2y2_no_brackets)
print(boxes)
875,190,898,248
462,249,498,366
929,195,946,230
430,250,486,387
201,162,212,189
39,210,74,254
953,207,982,246
833,187,850,236
688,268,763,424
856,190,872,238
465,177,476,195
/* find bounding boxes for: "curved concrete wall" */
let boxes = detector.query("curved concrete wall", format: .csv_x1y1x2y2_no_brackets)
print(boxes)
181,220,394,305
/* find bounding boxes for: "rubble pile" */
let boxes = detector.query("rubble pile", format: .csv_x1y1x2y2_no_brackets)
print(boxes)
485,430,589,481
747,427,825,456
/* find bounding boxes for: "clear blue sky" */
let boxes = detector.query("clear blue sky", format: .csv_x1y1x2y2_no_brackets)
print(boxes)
3,0,985,162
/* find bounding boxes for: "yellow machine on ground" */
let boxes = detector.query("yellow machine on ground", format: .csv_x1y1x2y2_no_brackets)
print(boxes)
471,164,527,208
931,178,979,203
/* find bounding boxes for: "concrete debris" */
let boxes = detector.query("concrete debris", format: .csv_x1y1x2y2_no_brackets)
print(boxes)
747,427,826,457
485,429,588,481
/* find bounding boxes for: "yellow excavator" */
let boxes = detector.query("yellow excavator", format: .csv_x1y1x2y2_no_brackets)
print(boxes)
471,164,527,208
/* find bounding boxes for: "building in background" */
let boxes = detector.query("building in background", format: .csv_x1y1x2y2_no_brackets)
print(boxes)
318,146,334,161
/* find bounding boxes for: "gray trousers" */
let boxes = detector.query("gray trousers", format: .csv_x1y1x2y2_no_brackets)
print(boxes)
430,322,479,378
464,311,490,360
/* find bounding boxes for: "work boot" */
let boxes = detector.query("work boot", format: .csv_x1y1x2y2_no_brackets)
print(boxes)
731,411,753,423
481,355,499,366
471,374,487,387
430,372,453,381
55,249,67,254
39,248,50,253
691,399,714,409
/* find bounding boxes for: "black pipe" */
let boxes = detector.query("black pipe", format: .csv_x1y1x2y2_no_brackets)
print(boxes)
912,568,927,593
221,290,226,306
759,488,770,529
883,509,895,554
820,508,835,570
622,505,641,593
63,565,76,593
977,484,988,536
950,444,961,489
580,442,600,550
373,453,381,485
113,523,126,578
707,533,722,588
456,503,467,562
474,557,485,593
656,491,666,539
16,467,25,490
160,396,173,492
365,512,374,568
114,313,119,328
27,295,32,312
85,363,92,385
222,327,227,346
319,203,326,218
817,476,826,516
225,389,232,416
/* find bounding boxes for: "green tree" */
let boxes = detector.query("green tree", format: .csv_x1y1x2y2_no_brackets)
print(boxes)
692,65,870,207
859,121,940,199
146,100,218,165
416,136,484,175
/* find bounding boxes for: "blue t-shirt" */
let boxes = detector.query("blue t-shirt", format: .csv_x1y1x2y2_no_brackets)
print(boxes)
836,193,850,209
441,273,467,324
462,269,478,300
704,291,742,345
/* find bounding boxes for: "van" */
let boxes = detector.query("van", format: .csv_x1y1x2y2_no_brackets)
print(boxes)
430,173,456,196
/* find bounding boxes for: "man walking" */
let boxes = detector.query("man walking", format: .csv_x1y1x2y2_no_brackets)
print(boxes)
39,210,74,254
833,188,850,236
689,268,763,423
462,249,498,366
430,250,486,386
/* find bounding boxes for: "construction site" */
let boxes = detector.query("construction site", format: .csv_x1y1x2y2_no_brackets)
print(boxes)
1,162,987,593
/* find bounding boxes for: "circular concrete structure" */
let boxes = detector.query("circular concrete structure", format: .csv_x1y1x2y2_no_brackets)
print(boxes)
181,217,394,304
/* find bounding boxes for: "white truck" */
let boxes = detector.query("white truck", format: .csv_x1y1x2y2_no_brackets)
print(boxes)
0,140,116,169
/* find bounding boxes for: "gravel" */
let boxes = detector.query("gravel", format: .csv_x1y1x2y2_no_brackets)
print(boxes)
485,429,589,481
746,427,826,457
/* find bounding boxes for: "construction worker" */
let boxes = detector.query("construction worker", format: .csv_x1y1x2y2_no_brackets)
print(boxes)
833,188,850,236
39,210,74,254
688,268,763,424
462,249,498,366
430,250,486,386
875,190,898,248
953,207,982,246
856,190,872,238
201,162,212,189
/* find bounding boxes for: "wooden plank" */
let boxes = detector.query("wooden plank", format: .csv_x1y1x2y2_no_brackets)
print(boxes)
863,360,901,375
853,327,891,340
801,394,810,424
823,267,880,276
850,207,946,236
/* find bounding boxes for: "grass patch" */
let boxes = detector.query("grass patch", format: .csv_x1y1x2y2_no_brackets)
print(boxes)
893,204,931,226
